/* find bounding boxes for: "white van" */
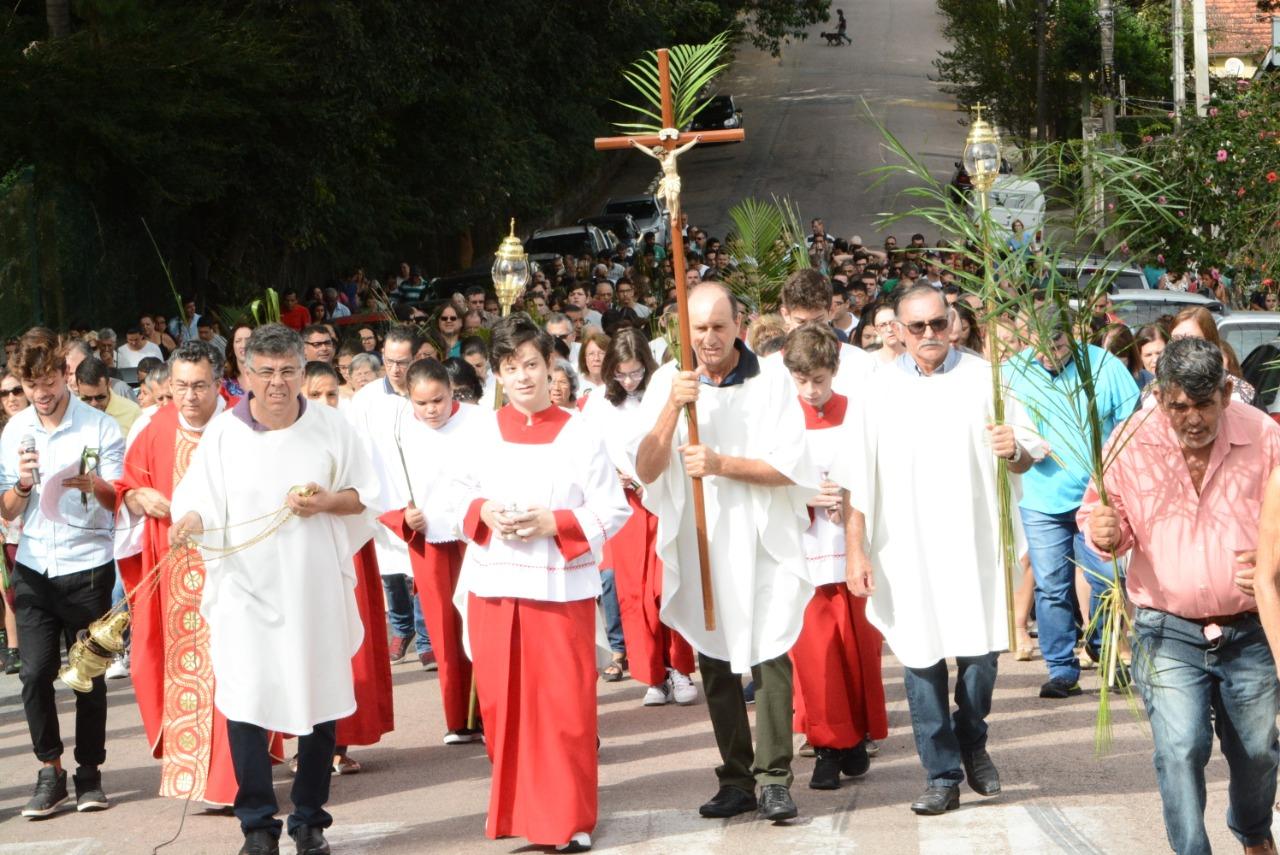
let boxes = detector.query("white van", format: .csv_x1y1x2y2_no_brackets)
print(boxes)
970,175,1045,238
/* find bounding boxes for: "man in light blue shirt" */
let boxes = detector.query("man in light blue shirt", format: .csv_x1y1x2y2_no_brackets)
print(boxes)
0,328,125,818
1004,306,1139,699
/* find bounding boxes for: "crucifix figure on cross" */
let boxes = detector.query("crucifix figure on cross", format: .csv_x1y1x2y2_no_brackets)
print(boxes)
594,46,745,631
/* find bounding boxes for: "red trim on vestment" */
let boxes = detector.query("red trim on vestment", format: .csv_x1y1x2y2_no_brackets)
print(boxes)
463,498,492,546
496,403,570,444
798,393,848,429
552,510,590,562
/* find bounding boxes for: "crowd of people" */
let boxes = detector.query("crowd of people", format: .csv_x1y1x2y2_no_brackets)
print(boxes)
1,213,1279,855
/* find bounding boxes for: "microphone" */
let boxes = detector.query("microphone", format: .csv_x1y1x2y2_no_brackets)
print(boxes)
20,434,39,486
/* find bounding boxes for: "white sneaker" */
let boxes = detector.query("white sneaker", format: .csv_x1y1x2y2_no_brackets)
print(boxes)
105,655,129,680
555,831,591,852
642,680,673,706
669,669,698,705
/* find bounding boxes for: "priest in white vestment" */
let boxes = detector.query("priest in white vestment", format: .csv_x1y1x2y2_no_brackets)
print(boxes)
634,282,812,824
170,324,377,855
833,286,1037,818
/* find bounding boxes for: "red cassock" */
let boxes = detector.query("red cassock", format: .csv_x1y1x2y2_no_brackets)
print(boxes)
788,394,888,748
379,512,471,733
115,403,282,804
335,541,395,746
790,585,889,747
603,490,694,685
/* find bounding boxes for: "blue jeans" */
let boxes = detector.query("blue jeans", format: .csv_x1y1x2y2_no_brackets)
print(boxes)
1133,608,1278,855
381,574,431,653
1020,507,1116,683
902,653,999,788
600,569,625,655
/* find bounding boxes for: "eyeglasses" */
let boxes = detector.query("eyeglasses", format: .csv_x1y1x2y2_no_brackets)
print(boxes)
384,357,413,369
439,315,459,322
359,334,376,343
251,367,300,382
305,338,334,348
337,362,352,375
875,321,896,330
613,368,646,384
171,382,212,396
80,393,110,404
0,387,24,398
900,317,950,336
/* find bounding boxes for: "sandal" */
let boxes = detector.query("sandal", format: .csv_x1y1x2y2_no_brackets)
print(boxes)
601,654,627,683
332,754,362,775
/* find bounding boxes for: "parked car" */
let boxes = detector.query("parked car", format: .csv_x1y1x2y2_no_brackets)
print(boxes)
523,224,612,266
578,213,641,256
688,94,743,134
1053,256,1151,294
1108,290,1225,328
601,195,668,246
1217,311,1280,367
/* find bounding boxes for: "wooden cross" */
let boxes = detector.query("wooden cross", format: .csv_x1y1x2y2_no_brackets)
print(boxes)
594,48,745,631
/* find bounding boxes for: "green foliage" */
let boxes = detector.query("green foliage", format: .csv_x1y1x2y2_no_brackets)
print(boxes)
723,196,807,313
0,0,823,331
934,0,1172,141
614,32,731,134
1132,74,1280,290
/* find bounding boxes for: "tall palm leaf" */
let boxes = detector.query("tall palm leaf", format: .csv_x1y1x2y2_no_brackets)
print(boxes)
724,195,807,314
613,32,731,134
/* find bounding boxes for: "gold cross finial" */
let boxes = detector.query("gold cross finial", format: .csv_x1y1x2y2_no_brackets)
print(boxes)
973,103,985,122
508,218,516,237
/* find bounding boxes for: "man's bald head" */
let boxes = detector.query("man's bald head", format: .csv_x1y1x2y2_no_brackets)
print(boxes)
688,280,735,324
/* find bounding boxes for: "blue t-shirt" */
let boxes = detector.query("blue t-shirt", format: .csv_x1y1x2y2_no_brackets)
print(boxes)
1004,344,1140,514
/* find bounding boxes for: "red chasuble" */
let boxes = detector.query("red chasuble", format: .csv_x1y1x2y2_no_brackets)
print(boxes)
788,394,889,748
335,540,395,745
114,404,283,804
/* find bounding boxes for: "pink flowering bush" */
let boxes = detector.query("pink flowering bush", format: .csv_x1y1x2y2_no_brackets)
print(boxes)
1136,74,1280,288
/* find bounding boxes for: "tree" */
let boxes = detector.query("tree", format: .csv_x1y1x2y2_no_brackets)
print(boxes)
0,0,825,331
934,0,1170,141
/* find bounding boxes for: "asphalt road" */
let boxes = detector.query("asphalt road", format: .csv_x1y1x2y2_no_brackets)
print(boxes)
599,0,967,251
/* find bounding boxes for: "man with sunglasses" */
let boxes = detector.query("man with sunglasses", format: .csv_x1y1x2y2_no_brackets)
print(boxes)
836,285,1038,817
75,357,141,439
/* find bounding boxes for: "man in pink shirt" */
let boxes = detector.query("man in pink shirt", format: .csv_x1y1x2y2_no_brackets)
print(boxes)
1080,338,1280,855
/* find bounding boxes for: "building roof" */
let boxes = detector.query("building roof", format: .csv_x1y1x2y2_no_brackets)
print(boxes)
1206,0,1274,58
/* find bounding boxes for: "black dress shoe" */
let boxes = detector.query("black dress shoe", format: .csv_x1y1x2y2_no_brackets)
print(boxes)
841,741,871,778
910,784,960,815
289,825,330,855
809,748,842,790
758,784,798,822
962,748,1001,796
238,829,280,855
698,785,757,818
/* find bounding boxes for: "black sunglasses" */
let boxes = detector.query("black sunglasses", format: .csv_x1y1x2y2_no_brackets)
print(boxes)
0,387,24,397
901,317,950,336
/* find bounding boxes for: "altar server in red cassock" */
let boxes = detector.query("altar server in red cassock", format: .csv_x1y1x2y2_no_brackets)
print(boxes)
302,362,394,771
455,315,630,853
114,341,283,806
377,358,479,744
781,324,887,792
580,328,696,707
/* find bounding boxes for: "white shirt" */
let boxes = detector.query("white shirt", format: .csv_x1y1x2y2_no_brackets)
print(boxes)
116,341,165,370
0,396,125,576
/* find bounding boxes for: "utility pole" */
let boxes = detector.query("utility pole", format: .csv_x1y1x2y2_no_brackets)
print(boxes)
1172,0,1185,130
1035,0,1048,141
1191,0,1210,117
1099,0,1116,136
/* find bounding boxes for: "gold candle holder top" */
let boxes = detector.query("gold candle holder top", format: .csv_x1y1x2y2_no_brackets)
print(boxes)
492,218,530,315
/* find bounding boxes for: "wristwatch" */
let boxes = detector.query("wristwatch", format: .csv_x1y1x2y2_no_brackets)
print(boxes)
1007,444,1023,465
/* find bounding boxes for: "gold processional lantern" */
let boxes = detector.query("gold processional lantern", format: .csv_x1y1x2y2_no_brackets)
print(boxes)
491,219,530,317
59,610,131,692
963,104,1003,202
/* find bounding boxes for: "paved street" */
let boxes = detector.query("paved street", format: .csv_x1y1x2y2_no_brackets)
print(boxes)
603,0,965,248
0,646,1261,854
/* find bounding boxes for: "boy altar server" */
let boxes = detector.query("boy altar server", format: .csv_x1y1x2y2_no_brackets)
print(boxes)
455,315,630,853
